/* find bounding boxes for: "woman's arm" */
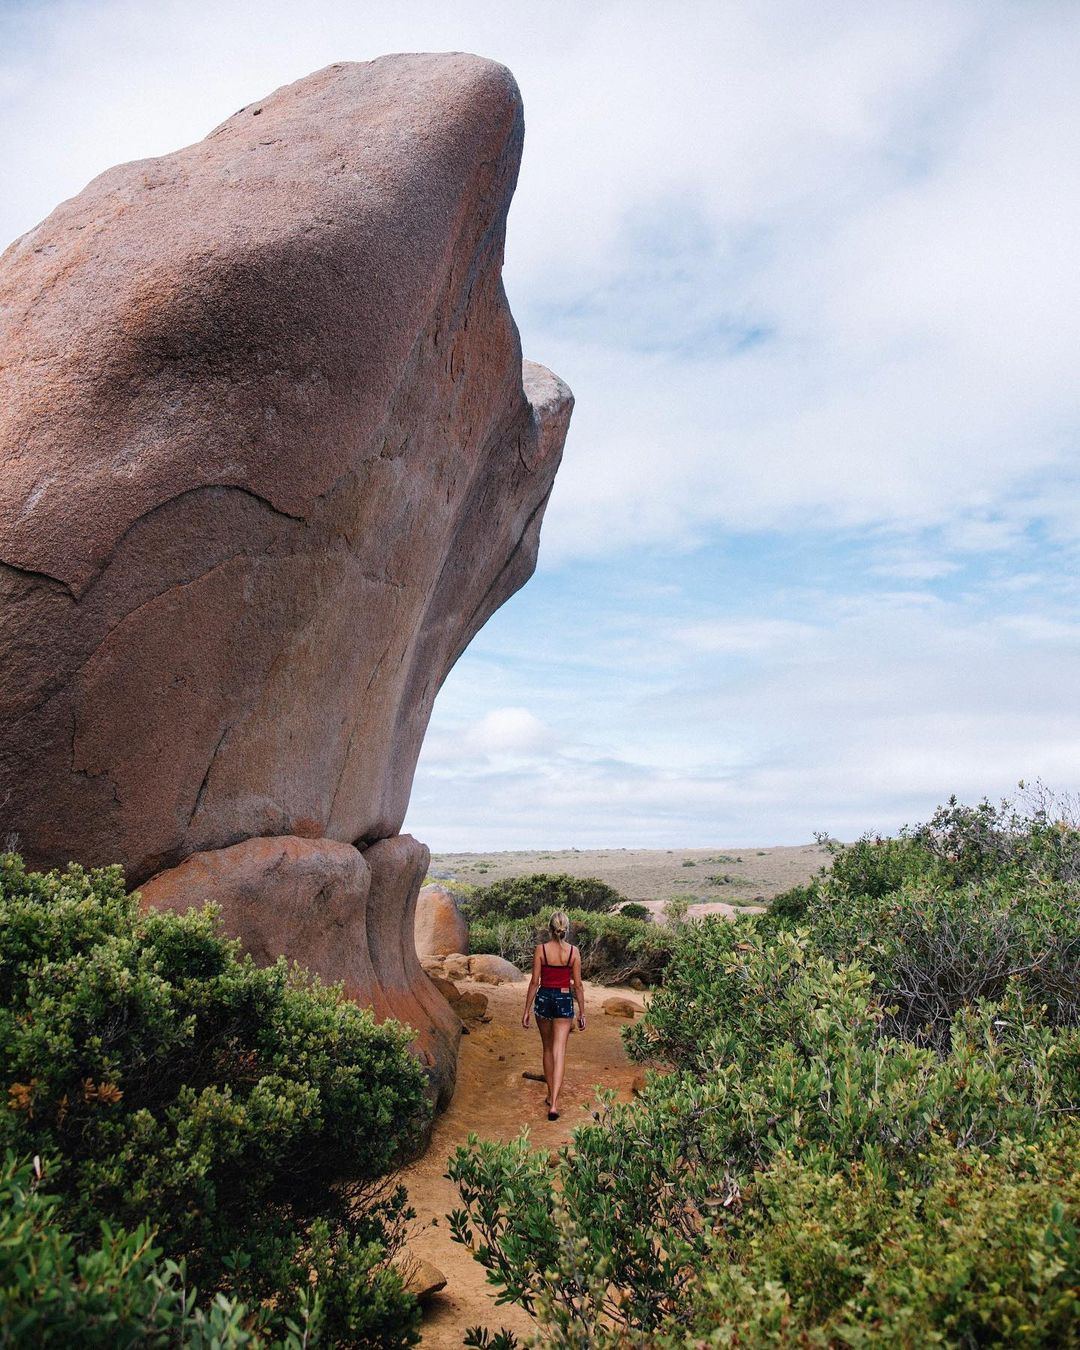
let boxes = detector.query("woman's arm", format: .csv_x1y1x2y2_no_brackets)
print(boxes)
572,947,586,1030
522,945,541,1028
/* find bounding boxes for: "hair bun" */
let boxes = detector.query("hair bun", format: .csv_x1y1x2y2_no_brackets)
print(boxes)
549,910,571,939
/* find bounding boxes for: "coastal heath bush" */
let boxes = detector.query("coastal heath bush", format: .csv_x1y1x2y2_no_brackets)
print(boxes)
661,1131,1080,1349
454,1130,1080,1349
451,930,1080,1344
465,873,624,920
468,907,675,986
763,792,1080,1042
0,1152,259,1346
449,794,1080,1346
0,851,428,1345
615,901,651,921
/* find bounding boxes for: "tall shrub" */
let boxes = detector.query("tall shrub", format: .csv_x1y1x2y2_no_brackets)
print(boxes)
449,796,1080,1348
0,852,428,1345
466,873,624,920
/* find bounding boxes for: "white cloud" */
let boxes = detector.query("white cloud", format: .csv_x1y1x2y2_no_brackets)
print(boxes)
462,707,553,758
669,619,819,654
4,1,1078,848
410,584,1080,849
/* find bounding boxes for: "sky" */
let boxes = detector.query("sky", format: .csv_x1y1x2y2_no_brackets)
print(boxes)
3,0,1079,849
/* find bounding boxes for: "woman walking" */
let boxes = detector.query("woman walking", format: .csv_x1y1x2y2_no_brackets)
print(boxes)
521,912,586,1119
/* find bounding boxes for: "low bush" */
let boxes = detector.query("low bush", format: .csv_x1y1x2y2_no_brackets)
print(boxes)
764,880,817,924
465,873,624,921
684,1132,1080,1347
0,1151,258,1346
451,929,1080,1346
468,907,675,986
761,795,1080,1043
616,902,652,921
0,852,428,1345
449,794,1080,1348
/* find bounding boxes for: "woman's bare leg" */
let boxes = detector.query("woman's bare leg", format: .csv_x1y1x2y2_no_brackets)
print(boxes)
537,1017,554,1103
550,1018,573,1113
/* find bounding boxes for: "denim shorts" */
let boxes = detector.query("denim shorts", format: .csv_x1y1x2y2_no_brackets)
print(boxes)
534,988,575,1020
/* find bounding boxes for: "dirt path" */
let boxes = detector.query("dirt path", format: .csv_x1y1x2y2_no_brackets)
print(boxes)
401,978,644,1347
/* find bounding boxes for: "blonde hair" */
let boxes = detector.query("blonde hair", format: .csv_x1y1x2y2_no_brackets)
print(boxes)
549,911,571,940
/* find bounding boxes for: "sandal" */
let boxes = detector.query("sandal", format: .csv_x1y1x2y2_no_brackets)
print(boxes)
548,1109,559,1121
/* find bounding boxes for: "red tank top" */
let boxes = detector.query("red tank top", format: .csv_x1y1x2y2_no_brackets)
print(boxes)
540,942,574,989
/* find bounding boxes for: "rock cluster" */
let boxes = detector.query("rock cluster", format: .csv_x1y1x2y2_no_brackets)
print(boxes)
426,973,490,1029
0,54,571,1108
421,952,525,985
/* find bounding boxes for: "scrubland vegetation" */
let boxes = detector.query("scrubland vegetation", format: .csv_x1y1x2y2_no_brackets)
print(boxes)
449,794,1080,1347
461,873,675,987
5,793,1079,1346
0,853,429,1346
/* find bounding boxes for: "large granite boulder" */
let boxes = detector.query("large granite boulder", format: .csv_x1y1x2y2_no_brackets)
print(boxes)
0,54,572,1108
0,54,571,881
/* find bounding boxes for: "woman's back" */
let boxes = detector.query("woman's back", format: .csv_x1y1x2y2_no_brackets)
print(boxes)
538,940,574,989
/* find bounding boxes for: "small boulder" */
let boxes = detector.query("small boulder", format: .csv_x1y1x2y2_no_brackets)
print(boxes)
414,884,469,959
443,953,471,981
404,1258,447,1303
469,954,526,984
452,989,490,1025
425,973,488,1026
603,996,644,1019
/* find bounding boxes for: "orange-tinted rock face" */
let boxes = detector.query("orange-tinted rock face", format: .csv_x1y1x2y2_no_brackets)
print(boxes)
0,54,571,881
415,884,470,959
139,834,462,1108
0,55,571,1107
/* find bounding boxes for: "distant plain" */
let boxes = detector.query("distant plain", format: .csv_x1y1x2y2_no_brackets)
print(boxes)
428,843,830,906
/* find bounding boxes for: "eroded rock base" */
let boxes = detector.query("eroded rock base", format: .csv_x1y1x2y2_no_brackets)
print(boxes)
139,832,461,1109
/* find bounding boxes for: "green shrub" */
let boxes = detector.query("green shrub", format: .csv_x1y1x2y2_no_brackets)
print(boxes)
765,880,817,924
449,793,1080,1346
466,873,624,921
468,907,675,986
755,795,1080,1043
616,902,652,922
451,928,1080,1344
0,852,427,1344
666,1131,1080,1349
0,1151,259,1346
802,880,1080,1045
453,1128,1080,1349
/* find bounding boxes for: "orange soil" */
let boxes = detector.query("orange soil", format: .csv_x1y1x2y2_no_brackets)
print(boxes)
401,978,643,1347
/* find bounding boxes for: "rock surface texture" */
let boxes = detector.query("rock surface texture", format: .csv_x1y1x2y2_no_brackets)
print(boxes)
0,54,572,1109
422,952,526,985
414,884,470,959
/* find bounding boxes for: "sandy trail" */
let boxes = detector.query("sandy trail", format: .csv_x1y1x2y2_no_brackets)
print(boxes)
401,978,643,1348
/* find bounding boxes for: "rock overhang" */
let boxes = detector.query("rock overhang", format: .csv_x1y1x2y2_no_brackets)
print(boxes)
0,53,572,1108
